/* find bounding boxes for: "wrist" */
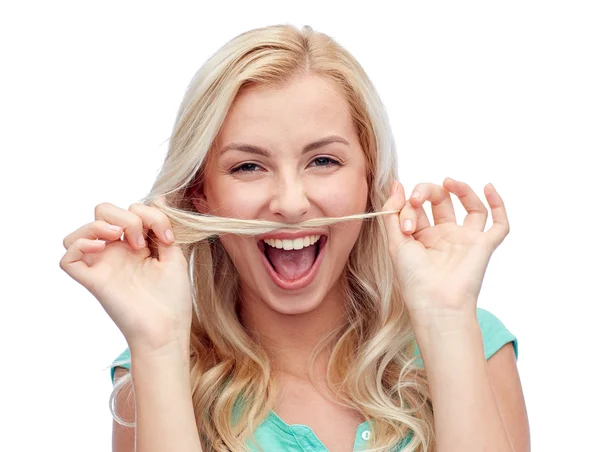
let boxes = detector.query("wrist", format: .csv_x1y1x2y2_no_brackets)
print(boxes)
408,305,478,335
410,312,482,364
128,334,191,364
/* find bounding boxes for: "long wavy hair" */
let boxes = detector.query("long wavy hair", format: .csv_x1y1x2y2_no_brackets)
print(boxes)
109,24,435,451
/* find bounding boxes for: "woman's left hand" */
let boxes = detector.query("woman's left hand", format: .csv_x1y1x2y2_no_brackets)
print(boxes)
381,178,510,324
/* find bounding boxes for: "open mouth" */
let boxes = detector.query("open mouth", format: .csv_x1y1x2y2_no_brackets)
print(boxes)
256,235,328,290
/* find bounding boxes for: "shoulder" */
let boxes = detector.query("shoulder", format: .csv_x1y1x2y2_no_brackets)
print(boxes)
109,348,135,452
477,309,530,450
475,307,519,361
110,347,131,384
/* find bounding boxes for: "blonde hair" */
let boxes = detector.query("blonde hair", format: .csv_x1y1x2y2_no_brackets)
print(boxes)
109,24,435,451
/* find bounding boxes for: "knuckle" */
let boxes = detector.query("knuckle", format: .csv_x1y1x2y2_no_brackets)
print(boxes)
94,202,112,217
128,202,143,212
131,215,144,230
163,219,173,231
132,203,170,231
158,214,173,228
92,220,106,230
76,237,96,249
127,206,145,228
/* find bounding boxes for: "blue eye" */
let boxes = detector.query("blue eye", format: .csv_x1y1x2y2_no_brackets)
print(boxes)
311,157,340,167
231,163,262,173
230,157,340,174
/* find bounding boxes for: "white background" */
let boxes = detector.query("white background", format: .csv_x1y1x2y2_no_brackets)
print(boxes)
1,1,598,450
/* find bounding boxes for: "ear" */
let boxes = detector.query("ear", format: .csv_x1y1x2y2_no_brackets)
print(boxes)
191,193,211,214
187,181,211,214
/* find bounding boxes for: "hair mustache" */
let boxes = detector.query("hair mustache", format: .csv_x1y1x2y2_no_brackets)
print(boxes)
146,198,400,245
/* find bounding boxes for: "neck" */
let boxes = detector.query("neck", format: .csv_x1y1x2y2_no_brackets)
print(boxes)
239,283,347,383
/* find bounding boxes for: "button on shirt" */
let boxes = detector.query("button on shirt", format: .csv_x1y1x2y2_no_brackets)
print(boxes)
250,411,412,451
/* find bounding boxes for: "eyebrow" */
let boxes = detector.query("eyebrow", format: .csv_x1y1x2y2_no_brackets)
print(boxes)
218,135,350,157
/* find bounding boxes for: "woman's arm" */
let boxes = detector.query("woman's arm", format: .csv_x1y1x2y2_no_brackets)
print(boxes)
486,342,530,452
412,312,529,452
128,340,203,452
112,367,135,451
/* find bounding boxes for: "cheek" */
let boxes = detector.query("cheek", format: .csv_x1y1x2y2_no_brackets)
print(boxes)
220,235,246,264
206,180,271,272
208,179,267,219
310,174,369,216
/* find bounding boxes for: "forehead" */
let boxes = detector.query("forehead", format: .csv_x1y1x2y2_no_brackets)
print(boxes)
216,75,356,148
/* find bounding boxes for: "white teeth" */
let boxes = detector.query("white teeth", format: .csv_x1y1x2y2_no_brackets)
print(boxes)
264,235,321,250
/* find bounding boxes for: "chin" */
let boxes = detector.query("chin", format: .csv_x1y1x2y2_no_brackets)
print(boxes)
260,284,334,316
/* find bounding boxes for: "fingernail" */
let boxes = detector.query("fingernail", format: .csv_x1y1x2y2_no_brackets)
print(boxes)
402,219,413,231
411,191,420,199
165,228,174,241
138,235,146,248
106,224,121,232
392,181,399,194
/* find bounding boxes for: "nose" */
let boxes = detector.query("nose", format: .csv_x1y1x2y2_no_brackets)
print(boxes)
269,176,310,223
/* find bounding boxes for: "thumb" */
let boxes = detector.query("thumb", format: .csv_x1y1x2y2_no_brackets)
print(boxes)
381,181,412,251
382,182,430,283
156,236,186,263
152,195,186,263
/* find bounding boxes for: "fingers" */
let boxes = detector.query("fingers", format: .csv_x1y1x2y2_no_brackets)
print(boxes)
63,220,123,250
408,177,508,244
59,237,106,285
128,201,179,261
407,182,457,228
381,181,407,250
128,203,174,244
94,202,147,250
383,182,431,237
92,201,175,253
440,178,509,247
381,181,430,250
59,196,182,290
398,198,430,236
62,198,177,263
383,178,509,250
441,178,488,231
483,183,510,249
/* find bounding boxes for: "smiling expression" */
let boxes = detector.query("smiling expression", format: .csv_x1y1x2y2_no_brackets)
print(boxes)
193,74,369,315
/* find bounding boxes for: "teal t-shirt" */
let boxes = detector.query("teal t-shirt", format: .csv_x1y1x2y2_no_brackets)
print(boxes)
110,307,518,451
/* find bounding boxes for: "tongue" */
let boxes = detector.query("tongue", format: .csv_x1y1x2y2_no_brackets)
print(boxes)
265,244,317,280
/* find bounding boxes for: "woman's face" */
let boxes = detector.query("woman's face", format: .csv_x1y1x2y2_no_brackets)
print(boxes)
195,74,369,315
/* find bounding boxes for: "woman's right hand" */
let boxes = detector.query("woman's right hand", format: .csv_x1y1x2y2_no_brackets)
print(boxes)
59,197,194,353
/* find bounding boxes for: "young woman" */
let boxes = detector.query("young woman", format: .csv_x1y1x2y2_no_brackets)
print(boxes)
60,24,529,452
